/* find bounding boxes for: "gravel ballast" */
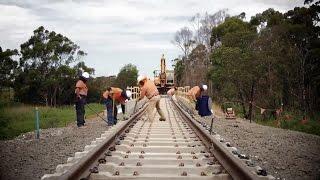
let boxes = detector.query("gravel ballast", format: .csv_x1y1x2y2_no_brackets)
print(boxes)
177,96,320,179
0,117,110,180
202,116,320,180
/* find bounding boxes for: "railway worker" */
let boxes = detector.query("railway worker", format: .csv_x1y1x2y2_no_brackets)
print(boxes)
75,72,90,128
186,84,208,102
103,87,132,126
187,84,208,111
136,75,166,122
167,87,177,96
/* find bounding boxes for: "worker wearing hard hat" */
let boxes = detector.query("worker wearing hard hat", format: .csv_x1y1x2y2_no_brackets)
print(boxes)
187,84,208,102
167,87,177,96
136,75,166,121
75,72,90,128
103,87,132,126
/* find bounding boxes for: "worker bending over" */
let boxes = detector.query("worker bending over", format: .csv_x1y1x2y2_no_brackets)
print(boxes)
136,75,166,122
187,84,208,102
75,72,89,128
103,87,132,126
167,87,177,96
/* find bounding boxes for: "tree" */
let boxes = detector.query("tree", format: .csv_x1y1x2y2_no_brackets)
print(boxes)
16,26,88,106
283,5,320,115
189,13,202,44
208,5,320,121
172,27,194,58
172,58,185,86
0,47,18,88
189,10,229,50
209,16,258,120
87,75,116,103
115,64,138,89
187,44,208,86
200,10,229,50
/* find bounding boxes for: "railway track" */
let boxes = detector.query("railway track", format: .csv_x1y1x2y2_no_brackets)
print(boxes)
42,96,273,180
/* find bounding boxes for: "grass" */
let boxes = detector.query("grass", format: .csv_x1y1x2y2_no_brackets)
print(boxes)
255,111,320,136
214,101,320,136
0,103,105,140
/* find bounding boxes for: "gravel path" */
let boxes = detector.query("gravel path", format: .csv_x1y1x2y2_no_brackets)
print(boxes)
0,117,110,180
176,96,320,179
202,115,320,180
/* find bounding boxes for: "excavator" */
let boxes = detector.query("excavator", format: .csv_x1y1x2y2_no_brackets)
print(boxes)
153,54,175,94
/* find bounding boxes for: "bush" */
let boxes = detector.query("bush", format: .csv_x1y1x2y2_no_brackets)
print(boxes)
256,111,320,136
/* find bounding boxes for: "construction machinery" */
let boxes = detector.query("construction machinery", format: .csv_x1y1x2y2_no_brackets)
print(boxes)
153,54,175,94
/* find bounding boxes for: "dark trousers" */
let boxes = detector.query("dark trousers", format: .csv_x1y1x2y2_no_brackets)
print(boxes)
75,96,86,127
105,98,118,126
121,104,125,115
197,95,212,117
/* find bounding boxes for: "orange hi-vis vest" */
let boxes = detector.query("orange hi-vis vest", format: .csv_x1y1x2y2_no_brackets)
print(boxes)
103,87,126,105
140,79,159,99
187,86,201,100
75,80,88,96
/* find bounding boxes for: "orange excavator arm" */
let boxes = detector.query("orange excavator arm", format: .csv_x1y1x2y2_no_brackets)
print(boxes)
160,54,166,88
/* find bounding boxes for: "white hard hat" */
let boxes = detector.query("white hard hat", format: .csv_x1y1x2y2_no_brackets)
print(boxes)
82,72,89,79
137,75,147,83
126,90,132,99
202,84,208,91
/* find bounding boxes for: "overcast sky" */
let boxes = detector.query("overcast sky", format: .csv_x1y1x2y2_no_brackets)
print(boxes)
0,0,304,77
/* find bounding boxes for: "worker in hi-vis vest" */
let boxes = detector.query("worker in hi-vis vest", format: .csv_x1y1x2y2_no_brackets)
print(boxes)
75,72,90,128
136,75,166,122
186,84,208,111
103,87,132,126
167,87,177,96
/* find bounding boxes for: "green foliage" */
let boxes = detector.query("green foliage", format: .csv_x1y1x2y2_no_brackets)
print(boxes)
250,8,284,27
0,46,19,88
14,26,91,106
173,58,185,86
256,112,320,136
0,103,104,140
0,88,15,107
211,17,256,46
209,17,258,116
87,76,116,103
208,5,320,121
115,64,138,89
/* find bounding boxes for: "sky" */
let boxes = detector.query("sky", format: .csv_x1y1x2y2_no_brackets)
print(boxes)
0,0,304,78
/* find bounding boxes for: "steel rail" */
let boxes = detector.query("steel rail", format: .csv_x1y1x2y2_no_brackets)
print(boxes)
43,97,271,180
170,97,263,180
53,102,148,180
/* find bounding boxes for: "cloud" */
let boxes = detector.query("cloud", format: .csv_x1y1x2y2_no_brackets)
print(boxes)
0,0,304,77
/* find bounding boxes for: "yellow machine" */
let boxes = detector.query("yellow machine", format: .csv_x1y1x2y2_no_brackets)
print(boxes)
153,54,175,94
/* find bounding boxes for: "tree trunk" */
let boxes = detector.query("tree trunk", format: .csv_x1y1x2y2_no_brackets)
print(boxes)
282,75,289,108
208,80,213,97
53,87,57,107
248,80,256,123
238,89,247,118
44,93,48,106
